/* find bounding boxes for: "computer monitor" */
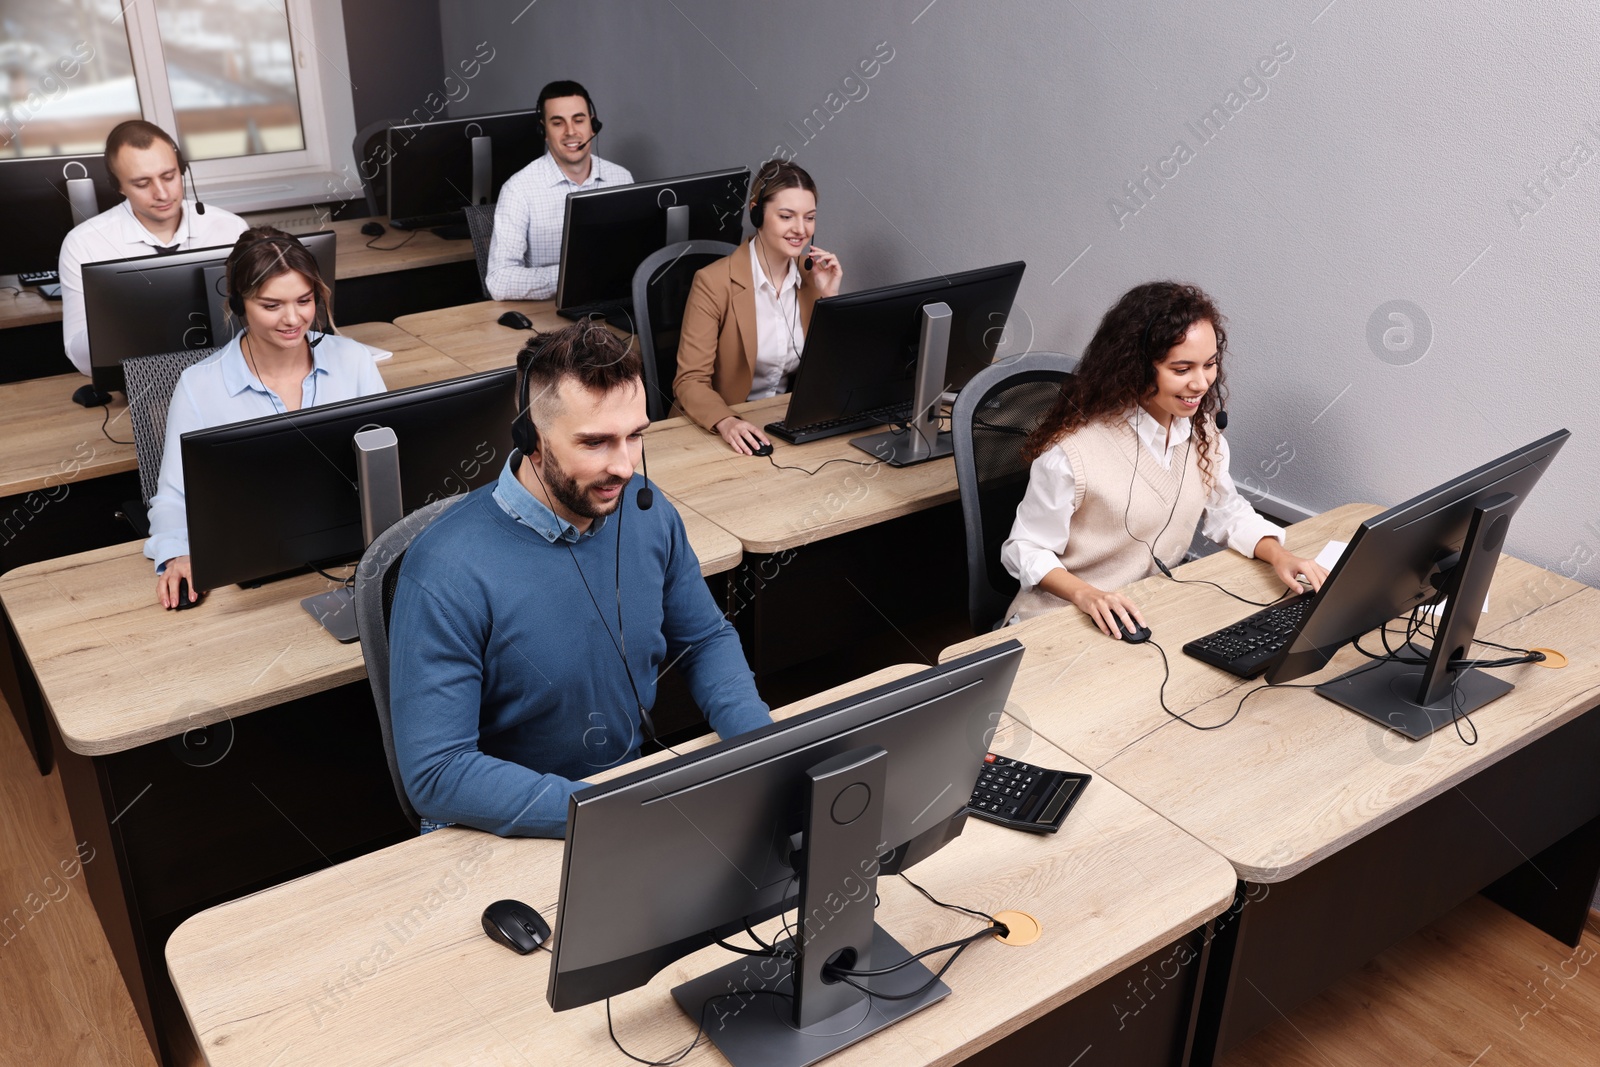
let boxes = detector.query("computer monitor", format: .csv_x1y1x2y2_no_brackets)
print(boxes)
181,367,516,591
82,231,337,394
768,261,1027,463
1263,429,1570,738
385,109,543,228
0,153,118,276
547,640,1024,1067
554,167,749,318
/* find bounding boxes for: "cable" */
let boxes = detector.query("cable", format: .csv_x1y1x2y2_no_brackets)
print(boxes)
99,403,133,445
764,451,877,476
364,229,418,251
897,872,1004,927
605,990,791,1066
313,565,356,588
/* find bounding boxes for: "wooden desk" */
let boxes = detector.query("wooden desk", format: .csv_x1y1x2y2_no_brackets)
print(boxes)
166,667,1238,1066
392,299,577,372
0,218,477,334
0,274,63,329
942,503,1600,1059
0,324,465,502
648,395,960,555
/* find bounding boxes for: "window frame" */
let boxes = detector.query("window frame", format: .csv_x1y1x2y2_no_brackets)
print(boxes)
117,0,344,188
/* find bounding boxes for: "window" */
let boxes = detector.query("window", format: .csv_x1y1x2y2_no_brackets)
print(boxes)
2,0,349,196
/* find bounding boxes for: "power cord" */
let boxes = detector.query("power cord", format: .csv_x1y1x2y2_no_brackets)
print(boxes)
99,402,133,445
364,229,418,251
763,451,878,476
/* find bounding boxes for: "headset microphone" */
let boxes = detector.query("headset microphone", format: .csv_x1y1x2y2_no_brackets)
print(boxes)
1216,409,1229,431
636,440,654,510
184,158,206,215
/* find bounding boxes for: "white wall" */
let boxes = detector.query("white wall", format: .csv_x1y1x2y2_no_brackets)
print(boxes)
439,0,1600,580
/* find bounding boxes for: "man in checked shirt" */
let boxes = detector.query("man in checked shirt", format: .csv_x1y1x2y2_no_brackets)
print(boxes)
485,80,634,301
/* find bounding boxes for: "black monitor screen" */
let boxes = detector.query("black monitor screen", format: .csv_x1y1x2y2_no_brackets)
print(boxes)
555,167,749,314
182,367,516,590
782,261,1026,429
82,231,337,394
0,154,118,276
386,110,543,226
547,640,1024,1017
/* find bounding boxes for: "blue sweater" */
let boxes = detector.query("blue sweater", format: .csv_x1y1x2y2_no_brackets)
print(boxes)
388,457,771,837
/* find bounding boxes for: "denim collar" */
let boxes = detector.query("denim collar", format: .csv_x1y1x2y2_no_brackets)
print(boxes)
491,454,607,544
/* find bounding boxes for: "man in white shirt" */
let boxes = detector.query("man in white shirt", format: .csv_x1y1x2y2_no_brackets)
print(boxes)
58,120,248,376
485,80,633,301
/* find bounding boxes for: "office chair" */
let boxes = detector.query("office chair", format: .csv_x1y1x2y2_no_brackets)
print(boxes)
463,203,495,299
351,119,401,218
630,239,737,421
951,352,1078,633
352,494,466,830
119,346,220,537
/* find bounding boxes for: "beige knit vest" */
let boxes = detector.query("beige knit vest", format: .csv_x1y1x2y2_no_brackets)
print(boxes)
1005,417,1210,623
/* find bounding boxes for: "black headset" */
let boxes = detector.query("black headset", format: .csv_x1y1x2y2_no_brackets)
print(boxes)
536,91,603,148
226,234,330,347
512,334,652,509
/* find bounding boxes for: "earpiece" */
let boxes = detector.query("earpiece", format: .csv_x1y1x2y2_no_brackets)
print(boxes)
511,355,540,456
749,195,765,230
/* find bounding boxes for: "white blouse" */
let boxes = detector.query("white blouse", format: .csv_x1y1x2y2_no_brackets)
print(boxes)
746,240,805,400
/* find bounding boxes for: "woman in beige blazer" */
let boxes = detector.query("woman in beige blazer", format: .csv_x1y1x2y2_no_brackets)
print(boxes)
673,160,844,453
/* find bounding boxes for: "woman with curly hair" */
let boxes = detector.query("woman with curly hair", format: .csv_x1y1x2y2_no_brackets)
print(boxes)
1000,281,1326,635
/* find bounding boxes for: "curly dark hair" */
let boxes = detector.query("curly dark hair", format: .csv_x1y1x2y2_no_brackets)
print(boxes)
1022,281,1228,487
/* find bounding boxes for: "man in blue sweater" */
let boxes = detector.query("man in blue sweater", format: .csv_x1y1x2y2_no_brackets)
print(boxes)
388,323,772,836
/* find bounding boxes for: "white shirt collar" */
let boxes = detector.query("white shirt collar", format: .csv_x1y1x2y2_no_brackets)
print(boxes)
115,198,193,248
1124,405,1192,460
748,239,799,297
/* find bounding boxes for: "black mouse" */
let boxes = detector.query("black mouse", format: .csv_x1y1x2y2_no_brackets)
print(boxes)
360,221,385,237
172,578,203,611
498,310,533,330
72,384,112,408
482,899,550,954
753,441,774,457
1111,618,1151,643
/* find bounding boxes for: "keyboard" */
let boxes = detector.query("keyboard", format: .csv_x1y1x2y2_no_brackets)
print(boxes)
967,753,1091,834
390,212,465,232
1182,592,1314,677
20,270,59,286
765,401,911,445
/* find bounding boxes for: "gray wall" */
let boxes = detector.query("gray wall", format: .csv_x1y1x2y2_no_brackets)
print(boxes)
438,0,1600,581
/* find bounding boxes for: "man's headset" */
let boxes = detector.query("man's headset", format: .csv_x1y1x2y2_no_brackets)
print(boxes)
537,97,603,151
511,332,652,507
226,234,330,347
110,129,207,216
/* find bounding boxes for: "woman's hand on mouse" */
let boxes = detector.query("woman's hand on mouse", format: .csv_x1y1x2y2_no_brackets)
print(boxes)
1039,568,1146,638
157,556,197,608
713,415,771,455
1254,538,1329,594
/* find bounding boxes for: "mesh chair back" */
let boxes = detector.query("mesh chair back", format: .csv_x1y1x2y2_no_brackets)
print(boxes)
123,347,219,507
631,239,738,421
952,352,1078,633
463,203,495,299
353,494,467,829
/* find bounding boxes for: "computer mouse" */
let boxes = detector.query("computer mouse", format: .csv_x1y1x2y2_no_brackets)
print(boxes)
481,899,550,954
1112,618,1151,643
753,441,774,457
172,578,203,611
72,384,111,408
498,310,533,330
360,221,385,237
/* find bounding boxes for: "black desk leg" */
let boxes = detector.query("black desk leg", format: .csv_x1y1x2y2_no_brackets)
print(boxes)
1483,810,1600,947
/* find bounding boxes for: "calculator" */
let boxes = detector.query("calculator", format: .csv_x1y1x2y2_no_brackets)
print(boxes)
967,753,1091,834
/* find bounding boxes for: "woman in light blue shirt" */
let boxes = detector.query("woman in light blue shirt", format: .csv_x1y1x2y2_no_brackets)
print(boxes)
145,227,387,607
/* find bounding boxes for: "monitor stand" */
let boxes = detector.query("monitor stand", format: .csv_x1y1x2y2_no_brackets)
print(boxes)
851,302,954,467
302,427,404,643
1316,492,1518,739
469,134,492,206
665,203,689,245
672,745,950,1067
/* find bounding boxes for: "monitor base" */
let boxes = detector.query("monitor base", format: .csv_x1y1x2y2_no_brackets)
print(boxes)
850,428,952,468
672,923,949,1067
1316,659,1513,740
302,587,360,643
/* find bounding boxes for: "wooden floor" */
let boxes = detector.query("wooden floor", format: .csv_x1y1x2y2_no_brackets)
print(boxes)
1,694,1596,1066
